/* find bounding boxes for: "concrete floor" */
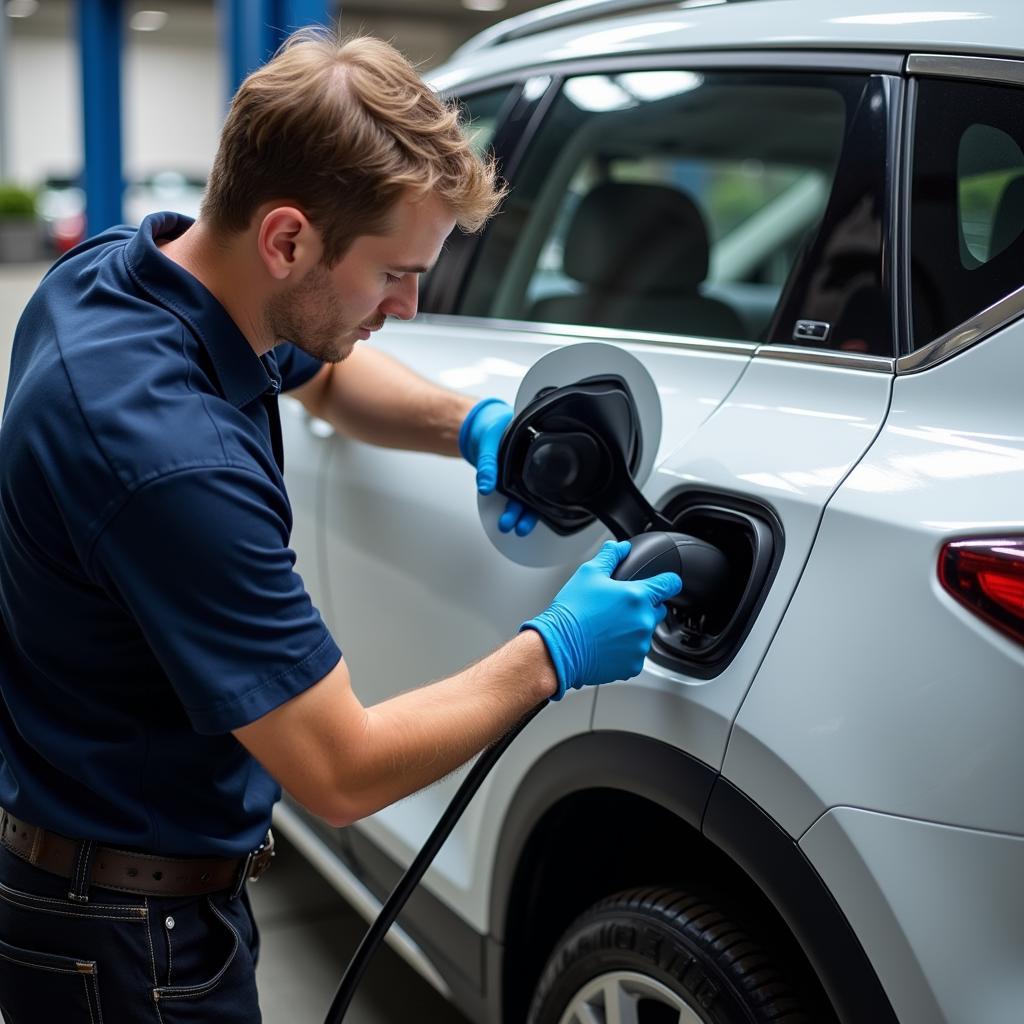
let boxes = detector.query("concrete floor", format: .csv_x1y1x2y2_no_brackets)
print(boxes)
0,261,471,1024
249,833,469,1023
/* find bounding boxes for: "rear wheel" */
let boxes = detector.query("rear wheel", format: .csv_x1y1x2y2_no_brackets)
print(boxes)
527,887,812,1024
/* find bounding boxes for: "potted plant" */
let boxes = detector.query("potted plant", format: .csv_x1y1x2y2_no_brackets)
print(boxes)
0,184,41,263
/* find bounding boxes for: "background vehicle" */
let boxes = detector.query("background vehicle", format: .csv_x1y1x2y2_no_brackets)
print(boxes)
279,2,1024,1022
36,170,205,253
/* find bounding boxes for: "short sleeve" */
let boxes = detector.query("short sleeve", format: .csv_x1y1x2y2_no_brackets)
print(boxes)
89,466,341,734
274,342,323,392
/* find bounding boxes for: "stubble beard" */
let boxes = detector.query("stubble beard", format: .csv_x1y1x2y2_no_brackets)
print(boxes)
267,266,356,364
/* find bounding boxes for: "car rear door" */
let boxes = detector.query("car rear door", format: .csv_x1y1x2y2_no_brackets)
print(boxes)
306,55,902,930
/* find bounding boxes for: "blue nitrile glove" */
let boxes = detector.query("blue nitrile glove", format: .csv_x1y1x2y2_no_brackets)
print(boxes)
520,540,682,700
459,397,539,537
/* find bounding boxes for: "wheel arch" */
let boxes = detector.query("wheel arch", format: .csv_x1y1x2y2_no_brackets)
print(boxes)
490,730,897,1024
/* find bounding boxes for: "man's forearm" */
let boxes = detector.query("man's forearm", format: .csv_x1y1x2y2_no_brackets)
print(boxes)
348,630,556,817
233,629,557,827
311,346,475,455
235,540,676,826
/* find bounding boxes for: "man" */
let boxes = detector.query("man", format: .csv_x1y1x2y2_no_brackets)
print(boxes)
0,31,680,1021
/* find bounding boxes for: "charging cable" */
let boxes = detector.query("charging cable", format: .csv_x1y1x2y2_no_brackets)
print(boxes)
323,701,547,1024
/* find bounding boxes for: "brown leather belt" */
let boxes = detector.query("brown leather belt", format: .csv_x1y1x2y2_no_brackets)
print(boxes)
0,810,274,899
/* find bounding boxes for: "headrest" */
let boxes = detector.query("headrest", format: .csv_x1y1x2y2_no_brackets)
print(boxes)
989,173,1024,259
562,182,710,291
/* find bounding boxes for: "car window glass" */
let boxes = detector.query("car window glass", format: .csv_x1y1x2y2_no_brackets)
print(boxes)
459,71,854,346
911,78,1024,348
460,88,512,156
957,124,1024,265
418,86,514,314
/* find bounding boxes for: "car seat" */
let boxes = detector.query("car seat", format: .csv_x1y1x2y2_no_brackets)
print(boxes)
989,173,1024,259
529,182,747,339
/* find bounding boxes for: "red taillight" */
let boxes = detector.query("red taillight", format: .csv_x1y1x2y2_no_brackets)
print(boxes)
940,538,1024,645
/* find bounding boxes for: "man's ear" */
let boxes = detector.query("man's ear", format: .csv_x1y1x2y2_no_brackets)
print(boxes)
257,206,321,281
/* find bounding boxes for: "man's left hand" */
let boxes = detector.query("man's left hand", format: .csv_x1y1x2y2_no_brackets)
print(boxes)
459,398,539,536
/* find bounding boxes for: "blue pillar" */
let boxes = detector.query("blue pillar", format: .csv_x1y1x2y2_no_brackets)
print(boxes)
221,0,273,99
78,0,124,235
277,0,333,36
220,0,331,100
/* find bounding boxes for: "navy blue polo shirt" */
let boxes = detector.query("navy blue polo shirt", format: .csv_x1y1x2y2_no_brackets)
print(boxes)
0,212,342,856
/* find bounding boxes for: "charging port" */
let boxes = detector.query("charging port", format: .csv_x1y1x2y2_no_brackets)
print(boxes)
651,493,783,678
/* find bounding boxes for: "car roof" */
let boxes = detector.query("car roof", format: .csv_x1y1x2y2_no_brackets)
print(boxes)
429,0,1024,92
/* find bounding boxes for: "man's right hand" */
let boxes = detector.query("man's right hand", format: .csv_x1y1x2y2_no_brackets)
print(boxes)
233,541,678,827
520,540,682,700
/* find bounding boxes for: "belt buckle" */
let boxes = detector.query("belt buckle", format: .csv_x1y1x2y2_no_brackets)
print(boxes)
247,829,275,883
231,829,275,899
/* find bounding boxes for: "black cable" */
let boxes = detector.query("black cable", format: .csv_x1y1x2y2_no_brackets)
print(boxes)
323,700,548,1024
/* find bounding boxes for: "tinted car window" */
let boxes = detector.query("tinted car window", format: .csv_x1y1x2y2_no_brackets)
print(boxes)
911,78,1024,348
459,71,869,346
461,88,514,156
418,86,515,314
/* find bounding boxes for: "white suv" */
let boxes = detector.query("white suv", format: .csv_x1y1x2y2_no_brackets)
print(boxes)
278,2,1024,1022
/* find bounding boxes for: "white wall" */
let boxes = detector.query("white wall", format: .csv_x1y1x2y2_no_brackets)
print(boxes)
7,34,81,185
5,31,222,186
0,0,535,190
123,36,222,180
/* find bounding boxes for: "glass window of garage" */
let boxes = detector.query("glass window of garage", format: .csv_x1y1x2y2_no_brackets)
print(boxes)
459,70,890,352
910,77,1024,349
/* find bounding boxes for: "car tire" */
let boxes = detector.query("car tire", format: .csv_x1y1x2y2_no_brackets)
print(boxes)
527,887,812,1024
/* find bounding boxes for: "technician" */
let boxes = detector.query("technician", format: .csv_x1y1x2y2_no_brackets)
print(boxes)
0,31,680,1021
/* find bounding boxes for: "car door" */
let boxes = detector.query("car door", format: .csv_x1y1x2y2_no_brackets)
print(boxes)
309,56,900,933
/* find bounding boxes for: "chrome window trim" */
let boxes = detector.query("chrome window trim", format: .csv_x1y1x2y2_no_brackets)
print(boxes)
432,49,906,96
894,75,917,357
413,312,756,356
431,69,538,101
754,345,895,373
544,49,906,76
413,315,897,372
900,58,1024,372
897,284,1024,374
906,53,1024,88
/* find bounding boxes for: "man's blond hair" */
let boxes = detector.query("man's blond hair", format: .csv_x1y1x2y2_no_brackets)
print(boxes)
201,30,505,263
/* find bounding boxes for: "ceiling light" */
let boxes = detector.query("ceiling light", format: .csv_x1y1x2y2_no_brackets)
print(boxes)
462,0,507,11
5,0,39,18
563,75,635,113
130,9,168,31
522,76,551,102
617,70,703,101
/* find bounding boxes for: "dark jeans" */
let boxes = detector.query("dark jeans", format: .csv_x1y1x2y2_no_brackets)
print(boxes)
0,845,262,1022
